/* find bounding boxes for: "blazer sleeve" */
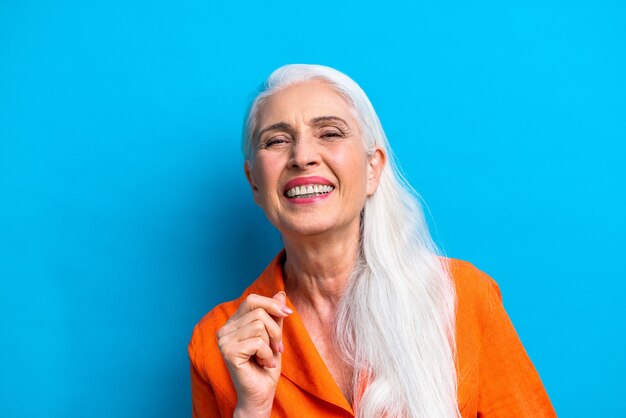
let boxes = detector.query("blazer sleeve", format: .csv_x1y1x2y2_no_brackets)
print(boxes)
190,362,222,418
189,322,225,418
476,273,557,417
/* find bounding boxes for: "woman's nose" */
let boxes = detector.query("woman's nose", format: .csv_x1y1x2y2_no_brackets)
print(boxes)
288,139,320,169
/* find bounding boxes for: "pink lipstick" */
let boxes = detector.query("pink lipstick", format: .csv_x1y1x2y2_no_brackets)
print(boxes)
283,176,335,204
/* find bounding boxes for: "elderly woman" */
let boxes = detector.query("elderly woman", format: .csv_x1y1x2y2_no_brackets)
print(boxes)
188,65,556,418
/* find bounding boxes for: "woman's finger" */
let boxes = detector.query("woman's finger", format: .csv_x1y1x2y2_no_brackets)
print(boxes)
219,308,283,352
219,318,271,351
229,336,277,369
272,292,287,333
231,293,293,322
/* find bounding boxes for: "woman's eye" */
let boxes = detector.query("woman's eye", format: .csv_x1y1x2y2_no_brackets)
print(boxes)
263,137,289,148
321,130,343,139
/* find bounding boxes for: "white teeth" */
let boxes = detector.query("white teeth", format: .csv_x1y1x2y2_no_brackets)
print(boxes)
286,184,335,198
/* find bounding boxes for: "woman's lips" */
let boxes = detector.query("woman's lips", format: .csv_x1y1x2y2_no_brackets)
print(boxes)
283,176,335,203
283,176,334,192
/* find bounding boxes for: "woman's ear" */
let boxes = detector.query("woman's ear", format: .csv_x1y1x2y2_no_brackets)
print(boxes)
244,160,260,202
366,148,386,196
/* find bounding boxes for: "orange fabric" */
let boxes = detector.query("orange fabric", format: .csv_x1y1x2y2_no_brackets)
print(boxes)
188,252,556,417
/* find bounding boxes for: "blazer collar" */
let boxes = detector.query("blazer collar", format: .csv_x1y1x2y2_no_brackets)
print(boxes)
249,250,354,416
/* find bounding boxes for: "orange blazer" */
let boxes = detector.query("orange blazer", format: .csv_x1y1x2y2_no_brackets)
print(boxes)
188,252,556,417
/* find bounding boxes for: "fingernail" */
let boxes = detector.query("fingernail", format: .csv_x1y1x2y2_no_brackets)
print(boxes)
279,341,284,353
272,360,277,368
281,306,293,315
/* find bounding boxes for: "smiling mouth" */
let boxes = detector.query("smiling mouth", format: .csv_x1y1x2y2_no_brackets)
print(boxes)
285,184,335,199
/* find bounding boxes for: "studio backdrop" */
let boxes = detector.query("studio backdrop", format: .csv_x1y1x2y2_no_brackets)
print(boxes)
1,1,624,417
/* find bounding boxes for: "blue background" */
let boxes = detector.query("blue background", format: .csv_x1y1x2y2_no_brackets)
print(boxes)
1,1,624,416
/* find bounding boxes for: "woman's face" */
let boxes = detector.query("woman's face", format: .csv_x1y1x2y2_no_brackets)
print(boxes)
245,80,385,239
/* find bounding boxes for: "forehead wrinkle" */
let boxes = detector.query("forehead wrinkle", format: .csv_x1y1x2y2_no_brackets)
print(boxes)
254,83,360,142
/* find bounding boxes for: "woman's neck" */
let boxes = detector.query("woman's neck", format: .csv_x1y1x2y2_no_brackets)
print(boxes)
282,226,360,320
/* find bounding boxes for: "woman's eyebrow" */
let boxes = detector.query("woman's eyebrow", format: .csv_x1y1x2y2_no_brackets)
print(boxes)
310,116,349,127
257,122,293,138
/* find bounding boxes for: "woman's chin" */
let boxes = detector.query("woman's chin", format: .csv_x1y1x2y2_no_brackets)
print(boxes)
282,226,333,238
276,218,361,242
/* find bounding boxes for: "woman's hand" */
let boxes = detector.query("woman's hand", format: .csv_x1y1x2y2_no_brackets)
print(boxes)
217,291,292,417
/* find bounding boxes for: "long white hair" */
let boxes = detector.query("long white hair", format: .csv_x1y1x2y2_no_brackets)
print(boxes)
243,64,460,418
